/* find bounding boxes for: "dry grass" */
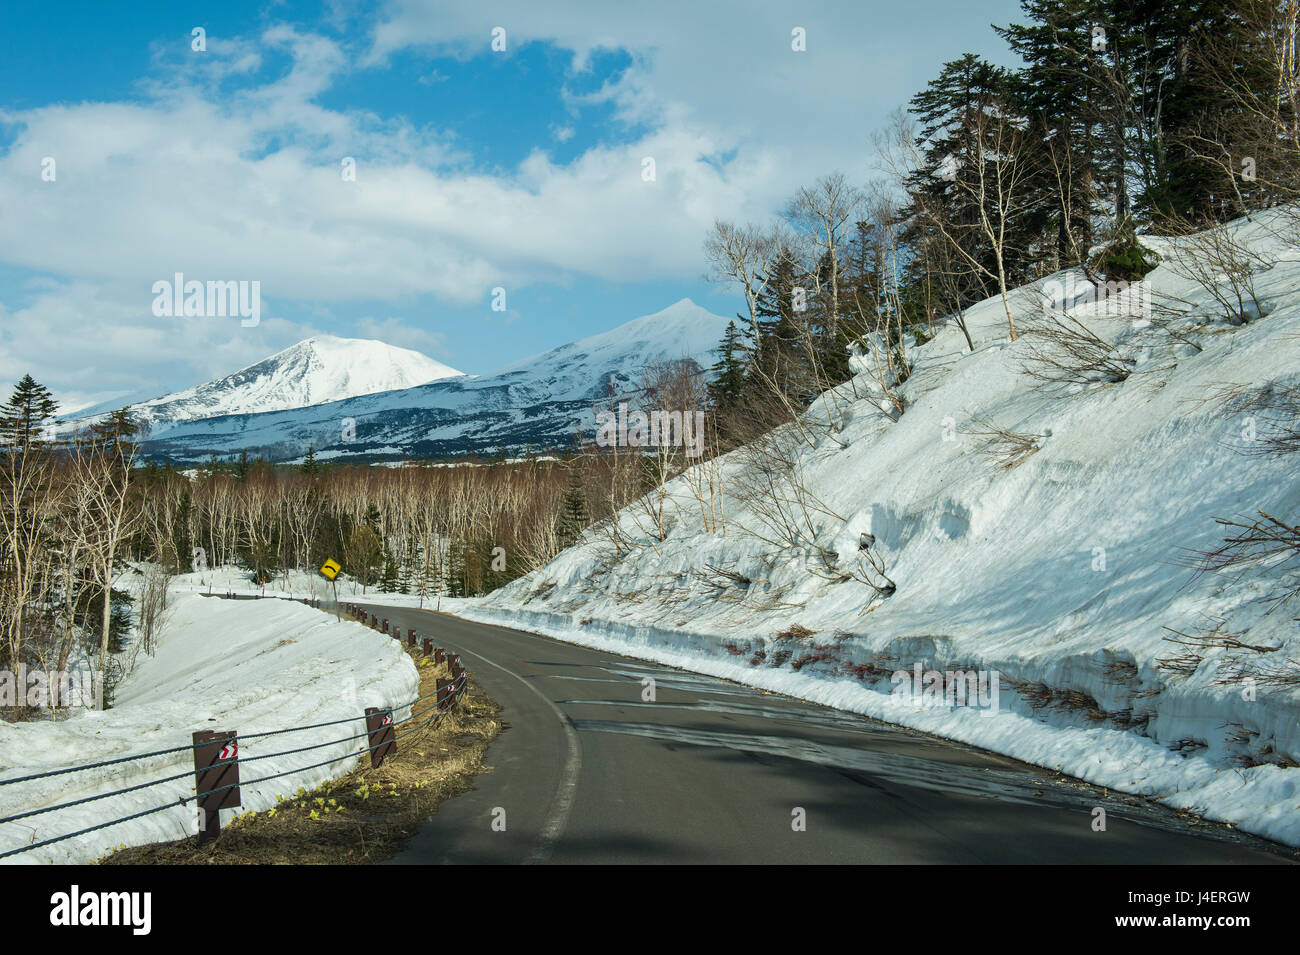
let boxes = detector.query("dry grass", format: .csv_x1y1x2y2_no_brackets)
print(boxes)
966,415,1047,470
774,623,817,640
99,645,501,865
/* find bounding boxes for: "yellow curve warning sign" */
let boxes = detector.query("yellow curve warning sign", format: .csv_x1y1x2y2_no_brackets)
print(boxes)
319,558,342,580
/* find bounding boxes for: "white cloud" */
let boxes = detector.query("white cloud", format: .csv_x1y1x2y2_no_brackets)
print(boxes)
352,316,452,359
0,1,1018,399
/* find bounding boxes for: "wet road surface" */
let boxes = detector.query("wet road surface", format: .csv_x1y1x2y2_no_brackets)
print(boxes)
356,604,1294,865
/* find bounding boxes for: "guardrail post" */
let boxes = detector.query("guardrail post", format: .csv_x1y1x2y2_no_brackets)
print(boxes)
433,647,445,664
363,707,396,768
449,656,466,700
422,637,433,656
407,628,417,647
192,730,240,844
436,678,453,711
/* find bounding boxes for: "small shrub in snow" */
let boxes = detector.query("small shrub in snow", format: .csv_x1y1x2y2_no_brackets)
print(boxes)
689,562,752,597
1194,510,1300,608
1021,307,1136,391
1216,380,1300,457
1162,218,1273,326
966,415,1048,470
1092,231,1160,283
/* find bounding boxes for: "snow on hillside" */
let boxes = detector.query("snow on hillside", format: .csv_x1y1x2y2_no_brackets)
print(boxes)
139,298,731,462
79,335,462,436
442,211,1300,846
0,594,417,864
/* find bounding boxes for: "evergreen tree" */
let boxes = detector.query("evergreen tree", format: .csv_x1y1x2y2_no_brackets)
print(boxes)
1148,0,1270,221
300,444,320,475
0,374,59,449
905,54,1029,311
379,546,400,593
706,319,750,421
748,251,810,402
996,0,1112,266
342,524,383,593
557,472,588,550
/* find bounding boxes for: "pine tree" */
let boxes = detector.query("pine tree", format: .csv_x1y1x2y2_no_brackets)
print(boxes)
706,319,750,420
89,408,140,451
905,54,1019,310
379,547,400,593
905,52,1048,327
300,443,320,475
748,251,810,401
996,0,1111,266
1148,0,1269,221
557,472,588,550
342,524,383,594
0,374,59,449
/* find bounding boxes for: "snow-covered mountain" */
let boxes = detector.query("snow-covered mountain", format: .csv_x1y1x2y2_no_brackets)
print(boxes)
138,298,730,462
87,336,463,436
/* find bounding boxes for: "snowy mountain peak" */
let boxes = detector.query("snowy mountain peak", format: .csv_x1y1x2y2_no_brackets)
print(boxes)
576,298,723,347
487,297,729,395
103,336,463,435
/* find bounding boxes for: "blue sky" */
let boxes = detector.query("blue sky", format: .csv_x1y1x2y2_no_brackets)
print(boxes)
0,0,1024,410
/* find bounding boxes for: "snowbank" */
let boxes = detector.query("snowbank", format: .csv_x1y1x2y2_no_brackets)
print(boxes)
0,594,418,864
442,211,1300,846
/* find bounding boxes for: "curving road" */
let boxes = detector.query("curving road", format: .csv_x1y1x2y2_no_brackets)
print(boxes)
356,603,1293,865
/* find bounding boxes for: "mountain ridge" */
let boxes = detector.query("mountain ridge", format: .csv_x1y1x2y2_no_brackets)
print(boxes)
72,335,463,434
132,298,730,462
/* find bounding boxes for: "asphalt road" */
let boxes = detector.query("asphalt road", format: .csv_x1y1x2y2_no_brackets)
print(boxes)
355,603,1293,865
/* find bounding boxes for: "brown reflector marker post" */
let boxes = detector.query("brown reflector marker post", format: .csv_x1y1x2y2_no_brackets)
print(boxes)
192,730,240,844
364,707,396,768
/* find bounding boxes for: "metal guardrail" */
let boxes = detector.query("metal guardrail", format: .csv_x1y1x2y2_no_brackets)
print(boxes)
0,601,469,860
